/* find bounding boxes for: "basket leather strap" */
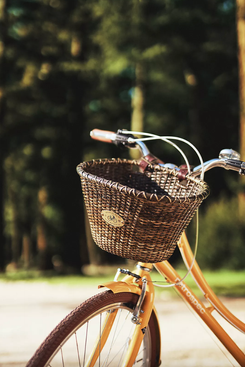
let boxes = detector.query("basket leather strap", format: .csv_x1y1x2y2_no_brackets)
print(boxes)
178,165,193,181
139,154,164,172
139,158,190,181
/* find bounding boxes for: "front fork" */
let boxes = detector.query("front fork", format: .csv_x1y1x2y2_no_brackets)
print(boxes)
95,263,157,367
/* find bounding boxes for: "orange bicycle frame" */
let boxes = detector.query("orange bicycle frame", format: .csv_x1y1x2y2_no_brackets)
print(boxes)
154,232,245,366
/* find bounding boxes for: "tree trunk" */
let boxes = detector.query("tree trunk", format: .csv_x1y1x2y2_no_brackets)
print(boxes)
84,205,99,265
0,0,6,271
22,233,31,268
8,187,20,268
236,0,245,217
130,64,144,159
37,187,49,270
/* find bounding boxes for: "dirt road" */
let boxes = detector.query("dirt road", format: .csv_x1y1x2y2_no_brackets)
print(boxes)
0,281,244,367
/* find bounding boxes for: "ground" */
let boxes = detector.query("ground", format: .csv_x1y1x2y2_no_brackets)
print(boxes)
0,281,244,367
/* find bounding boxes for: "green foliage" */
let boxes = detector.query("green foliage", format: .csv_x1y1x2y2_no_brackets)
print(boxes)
0,0,241,271
197,198,245,270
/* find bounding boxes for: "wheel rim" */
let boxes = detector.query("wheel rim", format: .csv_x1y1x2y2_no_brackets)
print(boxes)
45,301,152,367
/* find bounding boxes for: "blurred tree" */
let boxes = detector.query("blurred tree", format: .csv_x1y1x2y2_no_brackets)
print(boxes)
0,0,7,271
236,0,245,217
1,0,94,271
130,64,144,160
92,0,238,189
130,1,145,159
197,198,245,269
143,0,238,154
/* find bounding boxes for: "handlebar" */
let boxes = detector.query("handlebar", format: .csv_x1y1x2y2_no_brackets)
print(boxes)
91,129,137,149
191,158,245,177
90,129,245,177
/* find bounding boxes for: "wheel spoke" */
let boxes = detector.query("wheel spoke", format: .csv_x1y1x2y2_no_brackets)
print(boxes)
26,292,156,367
75,332,82,367
83,321,89,367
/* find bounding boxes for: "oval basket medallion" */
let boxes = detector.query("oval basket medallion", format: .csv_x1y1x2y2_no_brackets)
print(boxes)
101,210,125,227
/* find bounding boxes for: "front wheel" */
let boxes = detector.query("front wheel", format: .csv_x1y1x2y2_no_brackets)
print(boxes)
26,290,161,367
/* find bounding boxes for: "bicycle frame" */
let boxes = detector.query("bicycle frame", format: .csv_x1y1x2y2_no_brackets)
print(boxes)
156,232,245,366
99,231,245,367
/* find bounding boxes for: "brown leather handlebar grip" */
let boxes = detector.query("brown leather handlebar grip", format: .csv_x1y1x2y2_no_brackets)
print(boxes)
90,129,117,143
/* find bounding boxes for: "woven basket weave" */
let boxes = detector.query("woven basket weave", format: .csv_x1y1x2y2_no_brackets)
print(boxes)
77,158,209,263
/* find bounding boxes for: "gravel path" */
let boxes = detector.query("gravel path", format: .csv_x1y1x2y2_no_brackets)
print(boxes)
0,281,244,367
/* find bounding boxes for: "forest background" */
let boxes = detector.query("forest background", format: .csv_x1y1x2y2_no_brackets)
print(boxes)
0,0,245,274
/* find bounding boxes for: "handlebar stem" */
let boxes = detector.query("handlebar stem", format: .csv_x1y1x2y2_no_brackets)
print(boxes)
135,141,151,157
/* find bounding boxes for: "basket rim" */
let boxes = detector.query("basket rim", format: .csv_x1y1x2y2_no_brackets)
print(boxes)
76,158,210,203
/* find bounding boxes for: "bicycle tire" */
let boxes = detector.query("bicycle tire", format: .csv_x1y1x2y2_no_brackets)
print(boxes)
26,290,161,367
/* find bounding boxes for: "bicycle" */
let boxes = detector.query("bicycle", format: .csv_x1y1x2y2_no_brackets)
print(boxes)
26,129,245,367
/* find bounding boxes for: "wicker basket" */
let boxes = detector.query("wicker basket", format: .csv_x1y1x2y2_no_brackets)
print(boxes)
77,158,209,263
